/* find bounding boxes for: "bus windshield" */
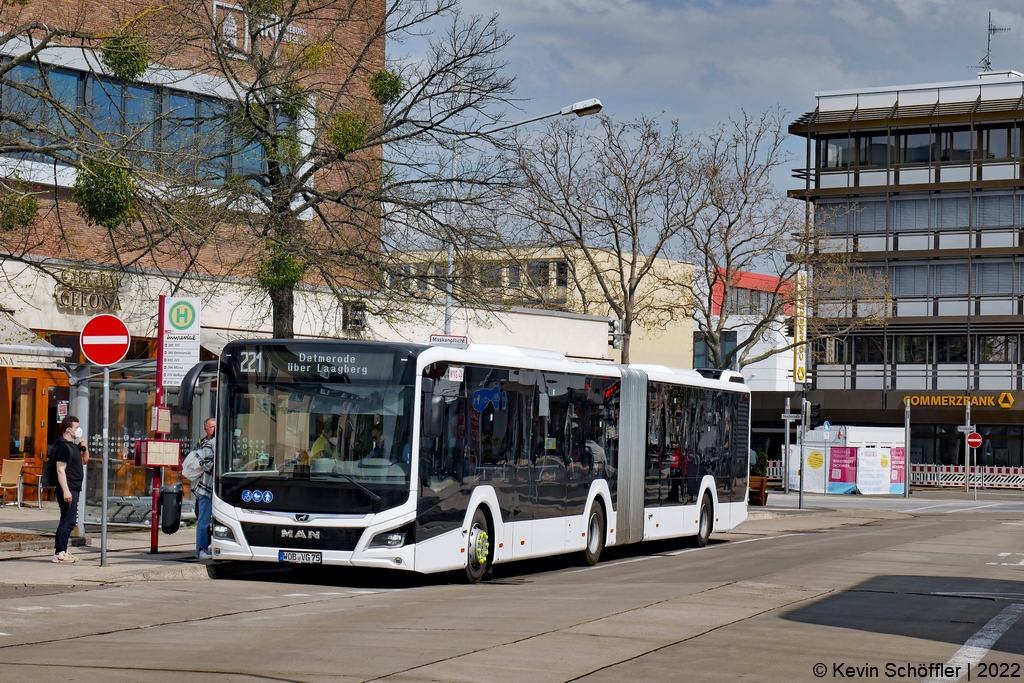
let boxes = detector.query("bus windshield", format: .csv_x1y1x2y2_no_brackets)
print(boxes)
218,380,414,511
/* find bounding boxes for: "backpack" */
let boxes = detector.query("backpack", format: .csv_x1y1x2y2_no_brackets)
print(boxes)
40,441,61,488
181,449,204,482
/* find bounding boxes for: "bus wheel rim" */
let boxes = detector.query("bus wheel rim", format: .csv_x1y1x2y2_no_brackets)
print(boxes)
588,515,600,554
470,525,489,567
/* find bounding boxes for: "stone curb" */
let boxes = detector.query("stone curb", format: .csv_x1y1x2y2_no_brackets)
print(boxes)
0,539,53,553
746,508,833,521
73,563,213,583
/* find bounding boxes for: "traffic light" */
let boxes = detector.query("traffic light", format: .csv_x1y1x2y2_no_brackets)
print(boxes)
608,318,624,350
809,402,822,428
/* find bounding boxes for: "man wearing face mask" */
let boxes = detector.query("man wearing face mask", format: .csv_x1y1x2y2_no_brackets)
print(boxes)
52,415,88,563
309,420,337,461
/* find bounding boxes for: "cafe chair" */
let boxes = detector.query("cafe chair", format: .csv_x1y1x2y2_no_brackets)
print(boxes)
0,460,25,507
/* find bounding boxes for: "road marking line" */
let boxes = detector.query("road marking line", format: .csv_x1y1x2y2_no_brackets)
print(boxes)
0,633,9,636
933,592,1024,599
283,593,311,597
944,503,1002,514
568,556,654,573
661,533,801,556
903,502,960,513
923,602,1024,683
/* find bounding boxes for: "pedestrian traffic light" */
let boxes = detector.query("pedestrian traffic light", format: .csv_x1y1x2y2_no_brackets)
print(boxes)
609,318,624,350
809,402,822,428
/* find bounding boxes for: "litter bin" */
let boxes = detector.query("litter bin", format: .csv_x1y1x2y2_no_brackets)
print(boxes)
160,483,183,534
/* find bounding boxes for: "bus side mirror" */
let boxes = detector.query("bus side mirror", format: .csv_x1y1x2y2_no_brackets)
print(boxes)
177,361,218,413
423,394,444,438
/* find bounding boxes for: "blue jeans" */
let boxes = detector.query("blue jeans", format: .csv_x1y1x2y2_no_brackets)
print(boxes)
55,490,80,554
196,494,212,556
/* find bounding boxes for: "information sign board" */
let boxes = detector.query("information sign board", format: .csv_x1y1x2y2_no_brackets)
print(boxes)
160,296,201,388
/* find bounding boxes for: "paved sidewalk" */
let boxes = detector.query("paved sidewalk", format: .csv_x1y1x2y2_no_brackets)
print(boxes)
0,502,208,585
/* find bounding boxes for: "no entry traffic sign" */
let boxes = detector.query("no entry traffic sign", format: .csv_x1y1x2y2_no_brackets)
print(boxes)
966,432,983,449
80,314,131,366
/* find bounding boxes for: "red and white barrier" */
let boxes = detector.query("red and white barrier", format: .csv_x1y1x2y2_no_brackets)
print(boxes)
765,460,1024,489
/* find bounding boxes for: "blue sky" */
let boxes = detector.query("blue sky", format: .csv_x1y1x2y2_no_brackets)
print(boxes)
466,0,1024,185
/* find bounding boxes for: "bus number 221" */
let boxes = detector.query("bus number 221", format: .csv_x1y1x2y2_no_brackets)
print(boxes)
239,351,263,373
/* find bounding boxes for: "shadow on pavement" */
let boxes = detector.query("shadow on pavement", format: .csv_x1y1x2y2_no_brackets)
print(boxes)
208,534,721,589
784,575,1024,656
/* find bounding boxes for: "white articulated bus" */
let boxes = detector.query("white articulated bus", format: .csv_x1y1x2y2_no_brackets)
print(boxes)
184,340,751,582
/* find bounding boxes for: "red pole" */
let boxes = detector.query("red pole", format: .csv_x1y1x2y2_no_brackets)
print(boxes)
151,295,166,554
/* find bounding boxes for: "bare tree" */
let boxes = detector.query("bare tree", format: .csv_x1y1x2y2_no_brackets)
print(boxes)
663,109,888,371
501,115,706,363
0,0,518,338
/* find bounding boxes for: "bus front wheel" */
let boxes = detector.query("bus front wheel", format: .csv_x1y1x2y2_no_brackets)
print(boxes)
465,508,492,583
584,504,605,566
697,494,712,547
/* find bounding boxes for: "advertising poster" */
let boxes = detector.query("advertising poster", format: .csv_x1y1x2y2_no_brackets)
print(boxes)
857,448,890,495
827,446,857,494
889,446,906,495
787,445,826,494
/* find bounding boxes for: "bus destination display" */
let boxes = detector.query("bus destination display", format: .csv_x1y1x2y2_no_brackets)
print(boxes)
231,346,395,382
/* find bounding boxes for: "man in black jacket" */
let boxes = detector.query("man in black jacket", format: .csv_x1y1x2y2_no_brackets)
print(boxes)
52,415,89,564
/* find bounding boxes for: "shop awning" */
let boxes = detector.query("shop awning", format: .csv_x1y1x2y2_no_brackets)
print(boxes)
0,311,72,368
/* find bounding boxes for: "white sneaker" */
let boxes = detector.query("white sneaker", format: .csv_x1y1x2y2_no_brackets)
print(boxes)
63,550,78,563
198,550,213,560
51,552,67,563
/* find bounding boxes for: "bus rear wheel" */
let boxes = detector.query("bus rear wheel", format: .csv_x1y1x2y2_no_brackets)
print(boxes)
696,494,712,547
584,504,605,566
465,508,492,583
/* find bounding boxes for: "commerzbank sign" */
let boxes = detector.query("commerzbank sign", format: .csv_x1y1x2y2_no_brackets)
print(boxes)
903,393,1016,409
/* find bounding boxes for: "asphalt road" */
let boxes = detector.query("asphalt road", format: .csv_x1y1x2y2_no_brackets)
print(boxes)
3,500,1024,682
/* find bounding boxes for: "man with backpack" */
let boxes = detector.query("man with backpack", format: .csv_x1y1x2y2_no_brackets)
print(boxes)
50,415,89,564
183,418,216,560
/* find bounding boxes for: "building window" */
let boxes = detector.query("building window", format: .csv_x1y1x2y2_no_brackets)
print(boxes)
978,125,1018,159
1,60,260,186
859,134,891,166
894,336,930,364
526,261,550,288
935,335,969,363
976,335,1017,363
728,287,772,316
899,131,934,164
693,331,737,369
819,136,852,168
853,336,885,364
939,129,972,162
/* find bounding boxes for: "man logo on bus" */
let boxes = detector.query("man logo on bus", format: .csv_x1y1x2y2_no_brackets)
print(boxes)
168,301,196,330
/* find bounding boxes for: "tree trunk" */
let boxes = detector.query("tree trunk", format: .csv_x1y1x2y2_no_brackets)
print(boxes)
269,286,295,339
620,331,630,365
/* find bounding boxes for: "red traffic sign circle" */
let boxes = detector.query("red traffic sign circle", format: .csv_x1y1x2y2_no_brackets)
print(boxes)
80,314,131,366
967,432,983,449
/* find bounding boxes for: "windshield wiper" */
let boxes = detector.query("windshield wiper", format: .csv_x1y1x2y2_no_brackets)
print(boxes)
330,471,382,508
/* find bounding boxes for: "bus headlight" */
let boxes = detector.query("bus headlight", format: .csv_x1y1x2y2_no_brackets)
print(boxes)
212,523,236,542
368,523,415,549
369,531,406,548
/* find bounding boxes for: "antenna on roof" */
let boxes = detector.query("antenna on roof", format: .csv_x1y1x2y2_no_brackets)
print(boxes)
972,11,1011,71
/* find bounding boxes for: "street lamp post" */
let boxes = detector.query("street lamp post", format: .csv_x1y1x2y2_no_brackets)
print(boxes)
442,98,603,335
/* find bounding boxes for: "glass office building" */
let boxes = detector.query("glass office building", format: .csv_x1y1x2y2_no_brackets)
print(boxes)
755,71,1024,466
